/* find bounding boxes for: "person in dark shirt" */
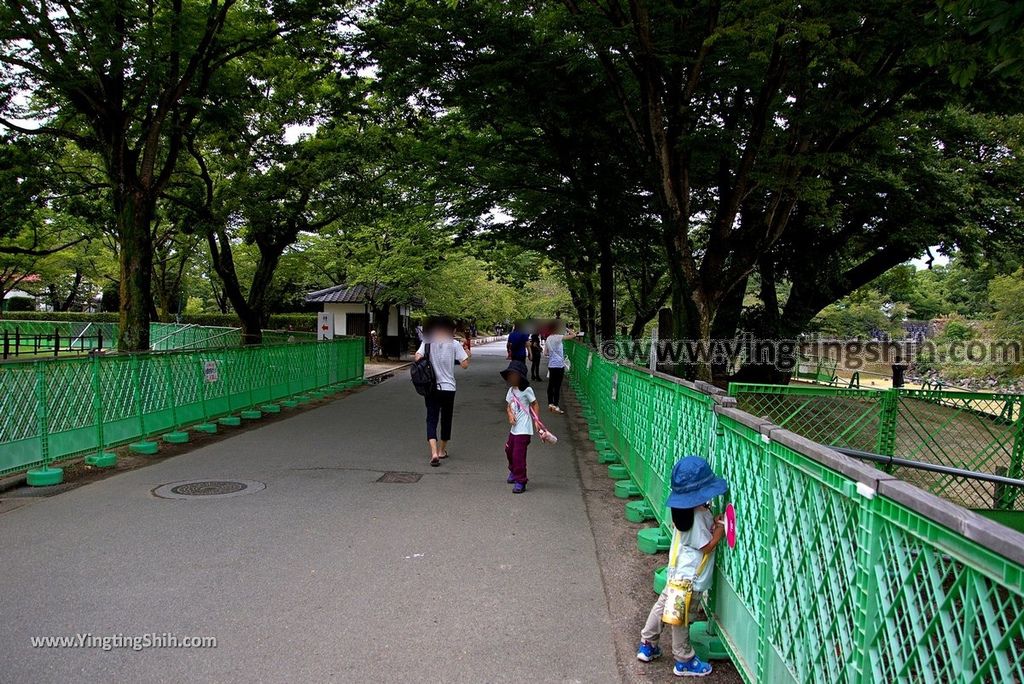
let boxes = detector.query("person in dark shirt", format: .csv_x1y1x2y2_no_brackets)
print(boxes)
506,321,530,362
529,333,543,380
892,354,908,388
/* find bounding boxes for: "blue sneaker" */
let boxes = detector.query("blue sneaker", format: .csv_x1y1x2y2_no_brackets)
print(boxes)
636,641,662,662
674,657,712,677
507,472,516,484
512,482,526,494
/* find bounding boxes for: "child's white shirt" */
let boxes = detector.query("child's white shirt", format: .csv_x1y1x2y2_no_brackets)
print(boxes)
667,507,716,591
506,387,536,436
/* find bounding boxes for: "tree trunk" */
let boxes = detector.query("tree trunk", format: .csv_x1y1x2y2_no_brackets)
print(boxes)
709,276,748,379
238,308,264,345
598,231,616,340
372,303,391,350
117,191,155,351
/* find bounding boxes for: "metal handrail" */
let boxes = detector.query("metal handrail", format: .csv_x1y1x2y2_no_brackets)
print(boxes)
834,446,1024,489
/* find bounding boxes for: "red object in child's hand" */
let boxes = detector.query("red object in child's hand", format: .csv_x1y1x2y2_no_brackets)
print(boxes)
723,503,736,549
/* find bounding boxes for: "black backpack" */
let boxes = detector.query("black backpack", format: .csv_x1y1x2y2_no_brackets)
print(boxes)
410,343,438,396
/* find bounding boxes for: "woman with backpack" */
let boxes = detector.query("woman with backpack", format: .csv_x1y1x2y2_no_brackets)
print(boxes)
413,316,471,466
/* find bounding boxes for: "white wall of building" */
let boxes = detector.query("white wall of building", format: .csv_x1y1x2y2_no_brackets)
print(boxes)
321,302,409,337
323,303,365,336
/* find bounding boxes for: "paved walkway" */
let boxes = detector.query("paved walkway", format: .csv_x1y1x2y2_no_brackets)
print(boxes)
0,342,620,683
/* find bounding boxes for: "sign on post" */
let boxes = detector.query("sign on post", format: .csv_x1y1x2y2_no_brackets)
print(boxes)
318,312,334,341
203,361,219,383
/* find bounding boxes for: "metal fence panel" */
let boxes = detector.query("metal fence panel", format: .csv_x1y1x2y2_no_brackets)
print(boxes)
730,383,1024,511
0,338,363,476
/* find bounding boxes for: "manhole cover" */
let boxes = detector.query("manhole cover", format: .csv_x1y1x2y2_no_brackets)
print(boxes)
375,472,422,484
153,479,265,500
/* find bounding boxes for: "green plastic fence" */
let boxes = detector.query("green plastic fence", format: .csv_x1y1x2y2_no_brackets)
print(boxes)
0,337,364,476
729,383,1024,511
566,341,1024,684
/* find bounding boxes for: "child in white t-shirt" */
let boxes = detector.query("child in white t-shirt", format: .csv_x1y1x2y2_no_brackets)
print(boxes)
637,456,728,677
500,360,541,494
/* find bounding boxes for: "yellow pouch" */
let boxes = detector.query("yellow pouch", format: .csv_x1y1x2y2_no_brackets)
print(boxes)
661,531,709,627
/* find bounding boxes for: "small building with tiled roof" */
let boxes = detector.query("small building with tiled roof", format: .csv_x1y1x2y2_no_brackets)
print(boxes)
305,284,419,357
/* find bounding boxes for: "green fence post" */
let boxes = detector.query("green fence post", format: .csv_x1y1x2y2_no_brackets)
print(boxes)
194,351,218,434
752,443,779,683
875,388,899,463
84,354,116,467
853,495,884,684
26,361,62,486
163,354,189,443
129,354,159,455
1001,403,1024,510
218,347,242,427
240,346,262,420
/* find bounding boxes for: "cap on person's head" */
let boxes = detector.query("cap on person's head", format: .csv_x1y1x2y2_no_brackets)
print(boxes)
500,360,530,391
665,456,728,509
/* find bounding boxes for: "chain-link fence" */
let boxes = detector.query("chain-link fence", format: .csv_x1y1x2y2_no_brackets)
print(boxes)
729,383,1024,511
0,337,364,477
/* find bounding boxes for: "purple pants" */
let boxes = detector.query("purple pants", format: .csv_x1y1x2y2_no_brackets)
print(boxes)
505,433,531,484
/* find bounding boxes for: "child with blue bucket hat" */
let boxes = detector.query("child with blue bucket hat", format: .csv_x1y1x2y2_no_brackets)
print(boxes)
636,456,728,677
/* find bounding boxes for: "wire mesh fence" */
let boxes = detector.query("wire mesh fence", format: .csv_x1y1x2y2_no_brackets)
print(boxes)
729,383,1024,511
567,341,1024,684
0,320,320,355
0,337,364,477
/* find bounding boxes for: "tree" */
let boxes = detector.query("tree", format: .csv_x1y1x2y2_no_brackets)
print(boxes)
990,268,1024,340
361,1,647,339
1,0,348,349
556,0,1018,377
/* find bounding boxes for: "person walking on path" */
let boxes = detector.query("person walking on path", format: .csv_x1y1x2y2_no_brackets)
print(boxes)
544,322,576,414
529,332,543,381
507,321,530,362
636,456,728,677
501,360,541,494
415,316,471,467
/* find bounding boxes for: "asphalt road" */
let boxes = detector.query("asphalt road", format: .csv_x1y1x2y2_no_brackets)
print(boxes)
0,341,620,683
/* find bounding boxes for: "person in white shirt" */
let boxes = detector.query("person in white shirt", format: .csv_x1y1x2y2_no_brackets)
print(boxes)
543,321,577,413
414,316,471,466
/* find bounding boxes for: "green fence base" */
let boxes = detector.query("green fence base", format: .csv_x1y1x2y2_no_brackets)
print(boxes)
598,450,620,464
653,565,667,593
614,480,641,499
259,403,281,413
309,390,328,399
193,423,218,434
608,464,630,480
690,621,729,662
240,410,262,420
295,395,312,404
26,466,63,486
162,431,190,444
626,500,655,522
589,429,606,441
594,438,611,452
84,452,117,468
281,399,299,408
129,441,159,455
638,527,672,554
218,416,242,427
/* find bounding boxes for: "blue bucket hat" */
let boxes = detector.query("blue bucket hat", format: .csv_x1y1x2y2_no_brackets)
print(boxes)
666,456,728,509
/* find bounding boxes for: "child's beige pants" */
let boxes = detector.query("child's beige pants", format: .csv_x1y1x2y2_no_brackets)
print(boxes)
640,588,699,661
